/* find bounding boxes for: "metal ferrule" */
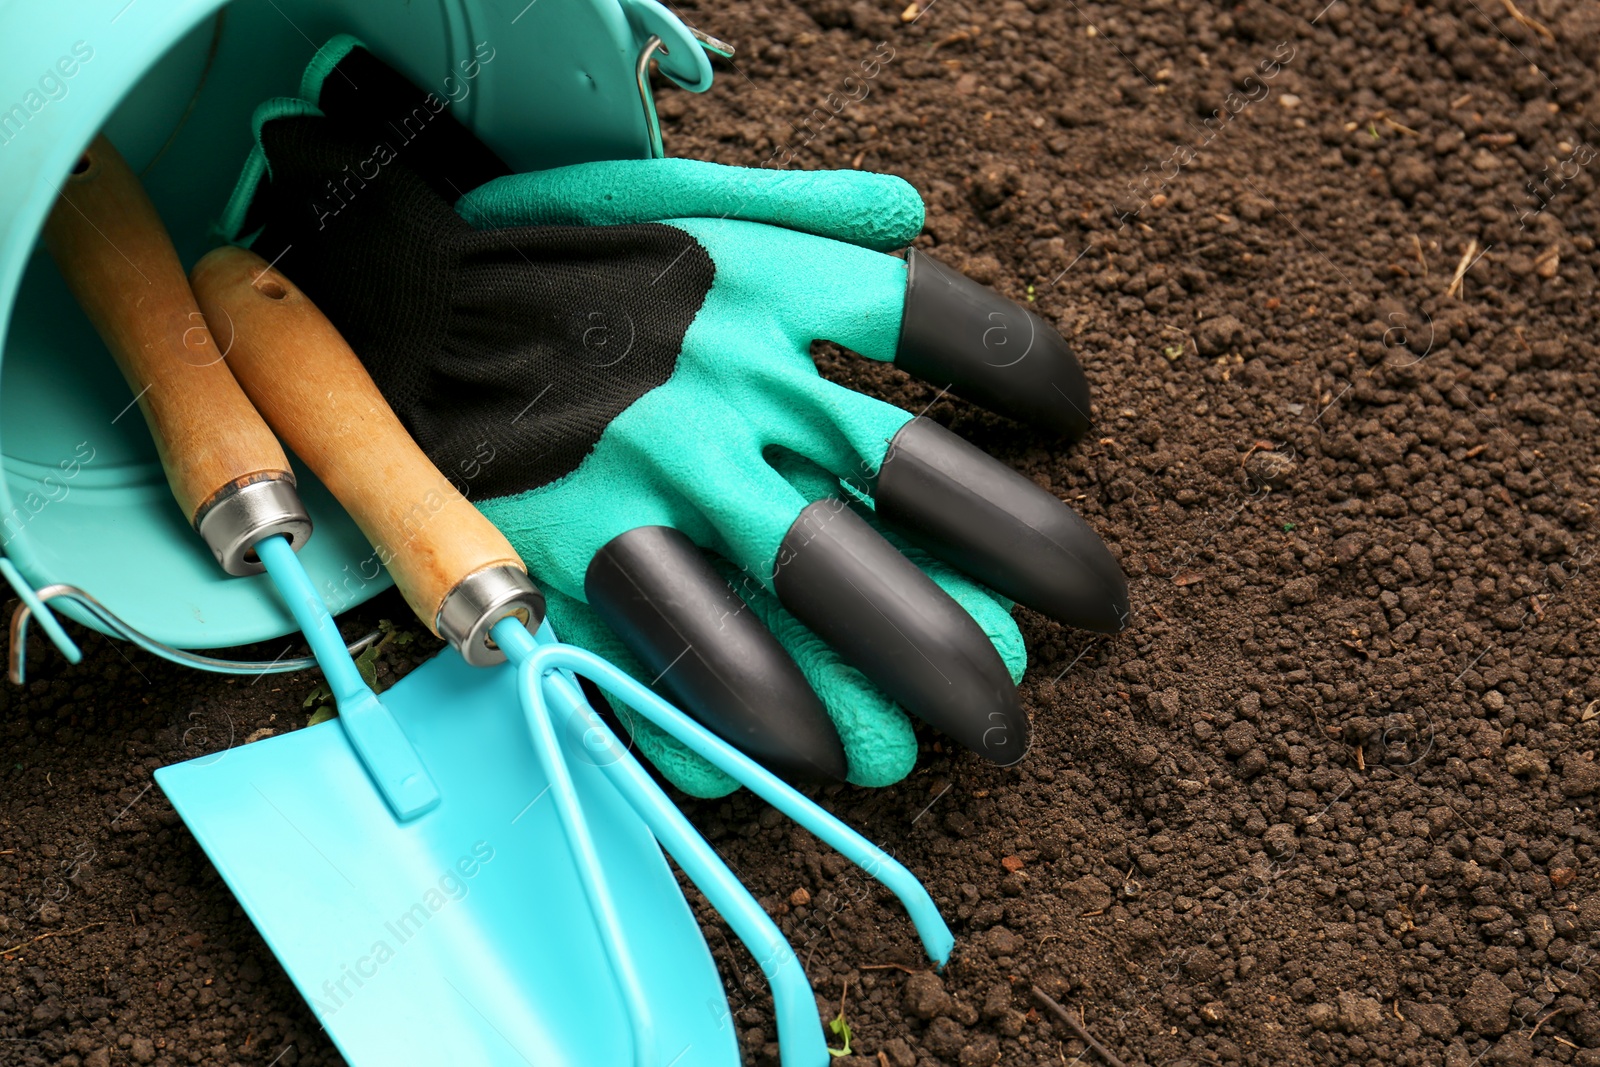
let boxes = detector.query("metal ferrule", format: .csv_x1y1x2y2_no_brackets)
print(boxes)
435,565,546,667
194,476,313,577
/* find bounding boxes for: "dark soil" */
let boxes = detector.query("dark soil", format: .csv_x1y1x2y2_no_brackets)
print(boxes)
5,0,1600,1064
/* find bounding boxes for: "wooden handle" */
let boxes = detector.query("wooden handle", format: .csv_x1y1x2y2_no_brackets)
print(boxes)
42,135,292,525
188,246,526,636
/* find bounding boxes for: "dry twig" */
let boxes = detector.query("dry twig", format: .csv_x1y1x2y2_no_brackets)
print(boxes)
929,25,979,50
1530,1006,1569,1039
1498,0,1555,41
1,921,107,957
1447,239,1480,298
1031,986,1130,1067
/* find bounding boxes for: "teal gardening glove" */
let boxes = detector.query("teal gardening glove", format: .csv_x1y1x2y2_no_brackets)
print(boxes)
222,39,1128,798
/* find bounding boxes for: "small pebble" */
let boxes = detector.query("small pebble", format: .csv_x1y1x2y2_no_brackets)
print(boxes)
1245,449,1297,488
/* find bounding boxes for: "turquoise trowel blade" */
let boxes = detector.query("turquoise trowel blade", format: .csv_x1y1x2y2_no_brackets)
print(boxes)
155,649,737,1067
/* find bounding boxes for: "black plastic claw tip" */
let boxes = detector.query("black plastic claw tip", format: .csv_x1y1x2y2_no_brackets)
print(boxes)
895,248,1092,439
875,418,1130,634
586,526,849,782
771,502,1029,766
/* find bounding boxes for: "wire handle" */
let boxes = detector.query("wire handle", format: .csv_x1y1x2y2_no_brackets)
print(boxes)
8,583,378,685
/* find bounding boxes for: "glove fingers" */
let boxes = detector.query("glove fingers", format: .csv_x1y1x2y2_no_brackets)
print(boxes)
699,467,1006,785
757,374,1125,635
709,559,919,789
874,417,1130,634
765,444,1027,683
541,588,740,799
770,500,1029,766
660,433,1028,766
583,525,849,783
895,248,1093,439
868,522,1028,684
761,444,1024,675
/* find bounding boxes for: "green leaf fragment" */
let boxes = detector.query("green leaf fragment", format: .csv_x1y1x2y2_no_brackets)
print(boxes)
355,645,380,689
827,1013,853,1057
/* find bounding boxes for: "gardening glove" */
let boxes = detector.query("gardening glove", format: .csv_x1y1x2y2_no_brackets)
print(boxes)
220,39,1128,798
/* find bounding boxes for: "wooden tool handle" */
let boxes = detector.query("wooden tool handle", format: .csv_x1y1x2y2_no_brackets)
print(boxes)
42,135,293,525
189,246,528,638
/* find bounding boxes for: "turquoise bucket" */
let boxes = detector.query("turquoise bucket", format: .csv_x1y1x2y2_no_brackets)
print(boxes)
0,0,712,654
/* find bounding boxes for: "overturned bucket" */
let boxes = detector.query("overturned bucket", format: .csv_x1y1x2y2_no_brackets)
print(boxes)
0,0,713,656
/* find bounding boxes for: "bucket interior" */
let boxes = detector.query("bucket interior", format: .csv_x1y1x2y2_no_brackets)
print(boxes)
0,0,676,651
